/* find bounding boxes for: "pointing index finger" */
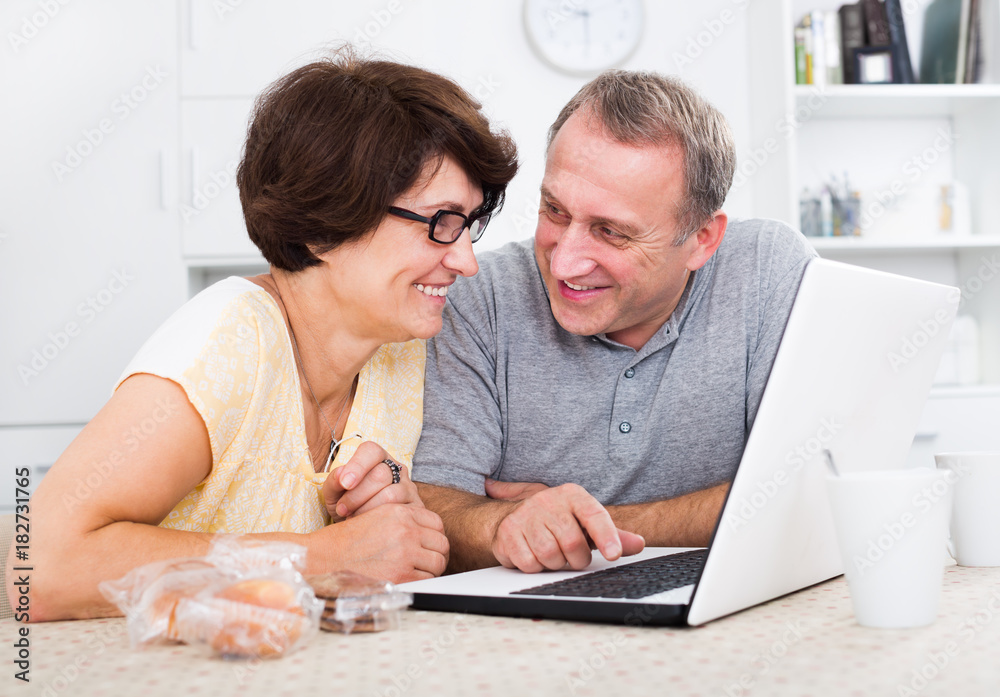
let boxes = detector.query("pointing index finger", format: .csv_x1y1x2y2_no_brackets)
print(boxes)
568,492,622,561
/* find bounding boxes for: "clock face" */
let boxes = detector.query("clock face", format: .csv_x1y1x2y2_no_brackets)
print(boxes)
523,0,644,74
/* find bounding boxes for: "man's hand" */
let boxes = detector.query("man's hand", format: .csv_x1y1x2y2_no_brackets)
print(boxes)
323,441,423,520
491,483,644,573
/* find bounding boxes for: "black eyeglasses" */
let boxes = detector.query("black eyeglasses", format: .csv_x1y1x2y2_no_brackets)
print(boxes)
387,206,491,244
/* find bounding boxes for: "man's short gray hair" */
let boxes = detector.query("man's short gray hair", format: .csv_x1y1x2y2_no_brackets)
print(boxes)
547,70,736,244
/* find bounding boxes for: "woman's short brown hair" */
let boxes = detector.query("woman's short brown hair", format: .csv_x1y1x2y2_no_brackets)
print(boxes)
237,49,519,272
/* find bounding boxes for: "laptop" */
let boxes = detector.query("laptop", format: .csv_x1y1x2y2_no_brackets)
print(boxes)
399,258,960,626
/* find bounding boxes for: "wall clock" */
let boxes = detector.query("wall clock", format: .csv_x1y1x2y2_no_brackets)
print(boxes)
523,0,644,75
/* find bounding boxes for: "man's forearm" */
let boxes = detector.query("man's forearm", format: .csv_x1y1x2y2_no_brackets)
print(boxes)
416,482,517,573
607,482,730,547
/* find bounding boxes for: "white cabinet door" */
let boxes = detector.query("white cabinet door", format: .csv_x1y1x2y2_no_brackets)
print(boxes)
0,426,81,514
179,99,260,259
0,2,186,425
179,0,444,98
180,1,381,97
907,393,1000,469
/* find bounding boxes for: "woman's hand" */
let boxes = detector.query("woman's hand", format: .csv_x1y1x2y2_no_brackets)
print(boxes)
310,504,449,582
322,441,423,520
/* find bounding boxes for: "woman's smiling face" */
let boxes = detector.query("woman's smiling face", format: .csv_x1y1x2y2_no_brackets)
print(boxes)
323,155,484,344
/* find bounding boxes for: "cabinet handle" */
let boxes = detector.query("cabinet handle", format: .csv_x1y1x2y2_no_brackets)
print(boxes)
190,147,199,205
159,149,168,210
913,432,939,440
188,0,199,50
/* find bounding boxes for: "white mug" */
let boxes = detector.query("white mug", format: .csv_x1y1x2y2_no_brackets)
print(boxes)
934,452,1000,567
826,468,952,628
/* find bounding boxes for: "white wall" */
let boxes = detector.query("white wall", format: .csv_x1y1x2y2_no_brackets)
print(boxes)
356,0,758,249
0,0,757,429
173,0,757,250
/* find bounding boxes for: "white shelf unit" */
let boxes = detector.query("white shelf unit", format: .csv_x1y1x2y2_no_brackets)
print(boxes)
807,235,1000,252
747,0,1000,389
793,84,1000,118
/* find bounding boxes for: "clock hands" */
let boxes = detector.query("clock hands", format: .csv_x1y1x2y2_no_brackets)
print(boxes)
526,0,642,73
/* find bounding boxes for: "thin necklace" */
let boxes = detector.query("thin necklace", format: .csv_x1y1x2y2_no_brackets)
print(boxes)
272,284,354,472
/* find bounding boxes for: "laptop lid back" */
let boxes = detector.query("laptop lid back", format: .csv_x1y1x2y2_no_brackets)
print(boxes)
686,259,959,625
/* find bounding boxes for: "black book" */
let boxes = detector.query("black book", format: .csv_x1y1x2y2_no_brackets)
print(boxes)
884,0,916,82
839,2,868,83
862,0,891,45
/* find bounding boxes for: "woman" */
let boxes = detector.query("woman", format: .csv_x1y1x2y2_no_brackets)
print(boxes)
12,50,518,621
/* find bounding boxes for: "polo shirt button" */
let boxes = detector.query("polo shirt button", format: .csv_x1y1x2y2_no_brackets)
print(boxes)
624,368,635,378
619,421,632,434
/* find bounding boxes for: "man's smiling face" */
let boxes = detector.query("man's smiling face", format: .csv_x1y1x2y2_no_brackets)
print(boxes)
534,109,715,350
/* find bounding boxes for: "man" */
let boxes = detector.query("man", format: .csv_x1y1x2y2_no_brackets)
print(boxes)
410,70,816,573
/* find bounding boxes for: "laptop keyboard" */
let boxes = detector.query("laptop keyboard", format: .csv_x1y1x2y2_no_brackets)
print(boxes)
511,549,708,599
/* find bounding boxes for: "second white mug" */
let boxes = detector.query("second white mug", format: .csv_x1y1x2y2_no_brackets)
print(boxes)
935,452,1000,567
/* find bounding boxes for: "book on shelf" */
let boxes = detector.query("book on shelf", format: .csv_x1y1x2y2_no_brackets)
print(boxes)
811,10,828,88
919,0,960,82
884,0,916,83
796,10,843,86
794,0,996,85
862,0,891,46
957,0,972,81
920,0,989,83
795,26,809,84
839,2,867,84
824,10,844,84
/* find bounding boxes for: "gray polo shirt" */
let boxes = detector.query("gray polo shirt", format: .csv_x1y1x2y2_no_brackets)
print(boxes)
412,218,816,505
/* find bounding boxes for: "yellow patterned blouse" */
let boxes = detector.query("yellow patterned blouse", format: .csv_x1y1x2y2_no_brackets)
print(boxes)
114,277,426,535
